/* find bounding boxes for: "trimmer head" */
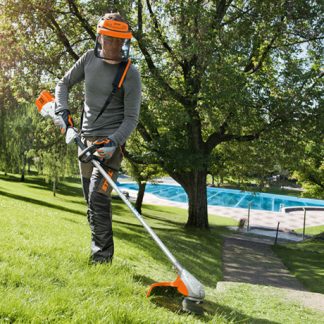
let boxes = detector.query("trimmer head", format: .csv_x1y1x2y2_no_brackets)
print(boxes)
182,297,204,315
147,269,205,315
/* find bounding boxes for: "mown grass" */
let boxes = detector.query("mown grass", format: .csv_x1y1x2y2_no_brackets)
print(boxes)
295,225,324,236
273,236,324,295
0,173,323,323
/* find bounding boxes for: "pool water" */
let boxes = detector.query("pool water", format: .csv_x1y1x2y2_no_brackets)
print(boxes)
117,183,324,212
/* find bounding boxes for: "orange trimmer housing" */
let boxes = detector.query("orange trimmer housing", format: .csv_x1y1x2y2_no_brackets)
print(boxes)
35,90,72,134
146,275,189,297
35,90,55,112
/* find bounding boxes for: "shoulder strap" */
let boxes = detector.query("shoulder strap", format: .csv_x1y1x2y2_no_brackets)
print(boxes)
93,58,132,123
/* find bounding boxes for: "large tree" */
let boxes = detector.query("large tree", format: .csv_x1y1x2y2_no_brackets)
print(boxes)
121,0,323,227
1,0,322,228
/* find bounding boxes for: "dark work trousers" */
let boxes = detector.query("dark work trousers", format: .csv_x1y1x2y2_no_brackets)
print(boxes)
78,136,123,263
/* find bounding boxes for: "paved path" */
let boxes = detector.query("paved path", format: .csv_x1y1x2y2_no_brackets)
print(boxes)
222,234,305,290
220,234,324,312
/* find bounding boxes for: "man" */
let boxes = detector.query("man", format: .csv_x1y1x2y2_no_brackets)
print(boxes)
55,13,141,264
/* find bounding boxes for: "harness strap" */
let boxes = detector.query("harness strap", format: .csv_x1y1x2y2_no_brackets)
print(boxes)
80,58,131,128
94,58,131,123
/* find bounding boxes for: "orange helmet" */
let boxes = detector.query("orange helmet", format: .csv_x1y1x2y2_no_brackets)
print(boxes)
95,16,132,61
97,18,132,39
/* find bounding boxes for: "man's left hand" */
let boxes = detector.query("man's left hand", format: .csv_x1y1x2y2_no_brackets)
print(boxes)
94,138,117,160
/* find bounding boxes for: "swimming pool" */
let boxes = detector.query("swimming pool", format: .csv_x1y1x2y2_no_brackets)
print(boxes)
117,182,324,212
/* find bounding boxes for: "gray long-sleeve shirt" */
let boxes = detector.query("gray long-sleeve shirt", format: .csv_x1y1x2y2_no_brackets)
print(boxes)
55,49,141,145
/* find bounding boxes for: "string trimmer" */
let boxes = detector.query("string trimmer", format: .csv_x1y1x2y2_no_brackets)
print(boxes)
35,90,205,315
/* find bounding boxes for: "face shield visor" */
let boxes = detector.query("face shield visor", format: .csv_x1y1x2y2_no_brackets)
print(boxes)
94,18,132,62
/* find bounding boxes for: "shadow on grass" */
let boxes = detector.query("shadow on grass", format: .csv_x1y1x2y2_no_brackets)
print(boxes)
273,244,324,294
0,174,83,198
60,198,85,206
26,182,83,198
112,201,187,232
153,295,278,323
143,204,187,216
62,217,84,225
141,212,186,227
202,299,279,323
0,174,23,182
113,219,224,287
0,190,85,217
0,174,80,183
131,202,234,236
113,218,184,232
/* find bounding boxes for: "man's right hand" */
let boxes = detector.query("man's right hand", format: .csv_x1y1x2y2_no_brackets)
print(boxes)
54,109,74,134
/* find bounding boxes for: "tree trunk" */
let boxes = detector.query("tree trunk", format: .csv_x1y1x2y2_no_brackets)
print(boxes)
27,158,31,173
20,155,25,182
53,179,56,197
178,169,209,229
135,181,146,214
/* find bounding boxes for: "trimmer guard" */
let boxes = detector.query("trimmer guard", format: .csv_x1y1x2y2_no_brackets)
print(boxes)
146,269,205,314
147,269,205,301
146,275,188,297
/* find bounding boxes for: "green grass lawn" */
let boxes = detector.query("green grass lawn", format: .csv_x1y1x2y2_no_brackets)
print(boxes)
295,225,324,236
0,174,323,323
273,236,324,294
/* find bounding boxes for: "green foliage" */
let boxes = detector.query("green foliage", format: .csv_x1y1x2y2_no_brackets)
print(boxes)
0,1,83,183
122,130,165,211
208,132,302,189
0,99,78,183
0,103,36,174
122,130,164,183
292,141,324,199
0,1,322,226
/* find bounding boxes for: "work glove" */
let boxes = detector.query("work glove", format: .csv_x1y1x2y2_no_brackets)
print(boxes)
94,138,117,160
54,109,74,134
